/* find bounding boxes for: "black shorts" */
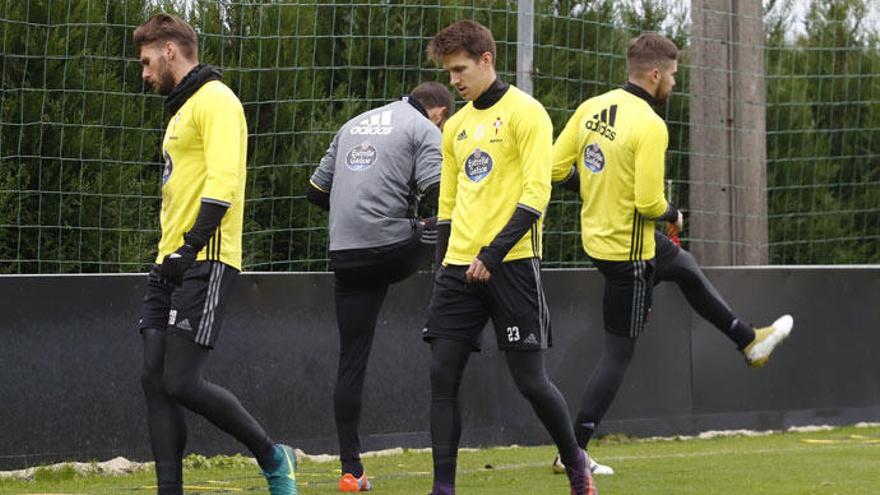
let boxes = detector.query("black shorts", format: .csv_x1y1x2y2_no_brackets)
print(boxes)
424,258,551,352
593,258,655,339
138,261,238,348
333,234,431,290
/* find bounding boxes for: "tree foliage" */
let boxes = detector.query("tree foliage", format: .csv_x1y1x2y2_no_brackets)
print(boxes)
1,0,877,273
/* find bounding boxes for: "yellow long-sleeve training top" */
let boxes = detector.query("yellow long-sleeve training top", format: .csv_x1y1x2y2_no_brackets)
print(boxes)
552,86,670,261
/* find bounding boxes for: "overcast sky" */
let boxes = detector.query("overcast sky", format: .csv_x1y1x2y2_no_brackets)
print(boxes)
568,0,880,39
769,0,880,36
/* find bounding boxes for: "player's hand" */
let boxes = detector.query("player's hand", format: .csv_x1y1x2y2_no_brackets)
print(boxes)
419,216,437,244
465,257,491,283
667,210,684,237
160,244,197,286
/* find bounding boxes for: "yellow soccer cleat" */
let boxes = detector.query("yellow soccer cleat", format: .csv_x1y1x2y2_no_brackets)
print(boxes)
743,314,794,368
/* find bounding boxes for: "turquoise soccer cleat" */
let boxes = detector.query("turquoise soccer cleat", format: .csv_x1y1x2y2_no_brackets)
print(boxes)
263,444,298,495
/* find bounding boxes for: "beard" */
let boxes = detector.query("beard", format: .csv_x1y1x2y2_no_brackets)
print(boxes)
655,80,673,104
152,60,176,96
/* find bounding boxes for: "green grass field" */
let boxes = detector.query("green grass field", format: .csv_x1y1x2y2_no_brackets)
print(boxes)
2,425,878,494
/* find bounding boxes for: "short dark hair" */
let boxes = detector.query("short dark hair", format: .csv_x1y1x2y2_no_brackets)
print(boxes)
427,19,496,65
411,81,455,116
133,13,198,60
626,33,677,76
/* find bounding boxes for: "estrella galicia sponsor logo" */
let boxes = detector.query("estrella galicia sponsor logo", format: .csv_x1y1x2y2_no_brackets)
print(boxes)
583,143,605,173
346,141,378,171
350,110,393,135
464,148,493,182
162,151,173,184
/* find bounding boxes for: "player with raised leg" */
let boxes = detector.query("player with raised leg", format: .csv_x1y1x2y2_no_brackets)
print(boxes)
549,32,792,476
307,81,453,492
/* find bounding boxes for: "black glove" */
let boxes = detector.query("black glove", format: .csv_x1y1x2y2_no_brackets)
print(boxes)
306,182,330,211
435,221,451,269
419,216,438,244
160,244,197,286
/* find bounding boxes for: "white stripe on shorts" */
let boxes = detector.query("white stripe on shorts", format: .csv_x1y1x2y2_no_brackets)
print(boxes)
531,258,549,347
629,261,647,338
196,263,223,345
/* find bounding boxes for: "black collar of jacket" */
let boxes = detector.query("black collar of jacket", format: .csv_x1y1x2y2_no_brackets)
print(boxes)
473,77,510,110
165,64,222,116
623,81,658,107
404,95,429,119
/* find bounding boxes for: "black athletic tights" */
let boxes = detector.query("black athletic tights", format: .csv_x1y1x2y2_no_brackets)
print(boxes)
141,328,276,495
572,332,636,448
430,338,581,485
333,279,389,477
573,248,755,449
656,248,754,349
332,237,429,477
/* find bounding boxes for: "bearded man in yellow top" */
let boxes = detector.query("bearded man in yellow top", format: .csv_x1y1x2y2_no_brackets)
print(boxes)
133,13,297,495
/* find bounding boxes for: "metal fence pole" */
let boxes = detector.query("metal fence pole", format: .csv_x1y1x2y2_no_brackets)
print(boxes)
517,0,534,94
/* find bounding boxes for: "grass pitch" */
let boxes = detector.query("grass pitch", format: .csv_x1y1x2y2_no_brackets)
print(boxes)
1,425,877,494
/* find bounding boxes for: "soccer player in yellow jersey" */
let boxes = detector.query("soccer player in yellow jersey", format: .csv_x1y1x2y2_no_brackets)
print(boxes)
550,33,792,475
133,14,296,495
423,20,596,495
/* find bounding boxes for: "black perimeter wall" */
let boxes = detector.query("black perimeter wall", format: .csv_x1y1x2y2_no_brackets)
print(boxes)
1,267,878,468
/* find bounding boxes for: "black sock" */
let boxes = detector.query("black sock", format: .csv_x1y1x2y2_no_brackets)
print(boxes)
256,444,280,473
342,460,364,478
154,461,183,495
574,421,597,450
729,318,757,350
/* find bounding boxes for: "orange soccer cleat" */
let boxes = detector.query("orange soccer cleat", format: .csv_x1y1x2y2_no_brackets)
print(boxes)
339,472,372,492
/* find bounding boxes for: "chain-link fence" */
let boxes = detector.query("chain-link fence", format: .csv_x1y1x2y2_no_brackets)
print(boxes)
1,0,877,273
